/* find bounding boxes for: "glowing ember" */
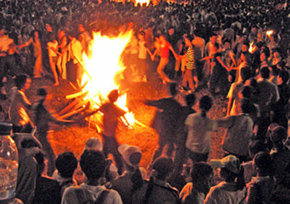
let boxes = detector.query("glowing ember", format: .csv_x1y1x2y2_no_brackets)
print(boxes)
248,42,256,54
82,30,135,126
266,30,274,37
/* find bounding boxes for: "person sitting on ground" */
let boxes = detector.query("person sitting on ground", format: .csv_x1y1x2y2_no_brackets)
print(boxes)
179,162,213,204
53,152,78,196
111,144,143,204
132,157,180,204
205,155,247,204
61,150,122,204
246,151,274,204
32,152,61,204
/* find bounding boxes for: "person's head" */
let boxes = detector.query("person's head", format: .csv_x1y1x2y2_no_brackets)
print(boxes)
21,138,39,149
36,88,47,101
278,70,289,85
55,152,78,179
47,32,56,42
80,150,106,181
199,95,213,115
260,67,270,79
241,86,252,99
191,162,213,194
242,42,249,52
248,139,268,159
84,137,103,151
210,155,245,190
159,34,166,43
152,157,174,181
253,151,273,176
185,93,196,107
273,50,280,59
169,82,178,96
108,89,119,102
223,40,231,50
138,31,145,40
118,144,142,169
240,67,252,82
270,126,287,149
14,75,31,90
241,100,257,115
210,33,217,43
78,24,85,33
168,27,174,36
260,52,266,61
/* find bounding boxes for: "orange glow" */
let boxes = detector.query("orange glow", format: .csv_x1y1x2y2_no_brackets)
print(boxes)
248,42,256,54
266,30,274,37
135,0,150,6
82,30,135,127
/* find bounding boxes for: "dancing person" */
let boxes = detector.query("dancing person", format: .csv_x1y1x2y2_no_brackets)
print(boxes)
185,95,217,163
8,75,33,133
32,88,74,176
47,32,61,86
145,83,183,163
152,35,178,83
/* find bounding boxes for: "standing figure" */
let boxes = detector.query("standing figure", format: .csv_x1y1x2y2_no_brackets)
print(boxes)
97,89,128,175
145,83,183,163
152,35,178,83
32,88,73,176
8,75,33,133
47,33,61,86
32,31,45,78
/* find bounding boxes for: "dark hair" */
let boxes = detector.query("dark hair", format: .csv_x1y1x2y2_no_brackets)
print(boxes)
248,140,268,158
279,70,289,84
14,75,28,89
80,150,106,180
260,67,270,79
143,157,173,204
241,86,252,99
254,151,273,176
169,82,178,96
221,165,245,191
241,100,257,114
37,88,47,96
199,95,213,117
108,89,119,102
240,68,252,83
21,139,38,148
56,152,78,178
185,93,196,107
191,162,213,183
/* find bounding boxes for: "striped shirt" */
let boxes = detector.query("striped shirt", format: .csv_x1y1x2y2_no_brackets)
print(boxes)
186,46,195,70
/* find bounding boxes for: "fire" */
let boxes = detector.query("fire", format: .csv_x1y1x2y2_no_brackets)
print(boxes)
135,0,150,6
82,30,135,127
248,42,256,54
266,30,274,37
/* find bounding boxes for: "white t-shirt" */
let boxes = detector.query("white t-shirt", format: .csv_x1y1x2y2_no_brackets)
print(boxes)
185,112,217,154
61,184,122,204
205,181,247,204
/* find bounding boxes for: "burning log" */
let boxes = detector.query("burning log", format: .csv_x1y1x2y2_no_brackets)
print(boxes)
59,102,90,120
58,92,88,116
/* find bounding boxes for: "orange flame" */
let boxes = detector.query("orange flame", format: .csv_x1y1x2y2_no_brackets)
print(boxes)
135,0,150,6
82,30,135,127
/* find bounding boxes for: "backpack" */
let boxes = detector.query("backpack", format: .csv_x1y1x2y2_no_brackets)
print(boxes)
75,188,109,204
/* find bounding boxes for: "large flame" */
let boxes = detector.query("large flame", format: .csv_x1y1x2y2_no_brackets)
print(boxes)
135,0,150,6
82,30,135,127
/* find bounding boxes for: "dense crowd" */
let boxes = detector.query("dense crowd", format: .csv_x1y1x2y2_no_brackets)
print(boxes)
0,0,289,203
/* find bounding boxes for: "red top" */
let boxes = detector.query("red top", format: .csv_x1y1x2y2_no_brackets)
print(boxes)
159,41,170,59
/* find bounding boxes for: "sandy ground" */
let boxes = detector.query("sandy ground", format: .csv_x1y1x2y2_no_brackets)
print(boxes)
1,75,228,170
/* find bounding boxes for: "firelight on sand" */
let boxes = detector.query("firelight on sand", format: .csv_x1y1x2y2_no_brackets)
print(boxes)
81,30,135,126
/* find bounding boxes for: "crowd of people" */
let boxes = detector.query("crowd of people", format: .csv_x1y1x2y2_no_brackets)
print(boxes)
0,0,289,203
